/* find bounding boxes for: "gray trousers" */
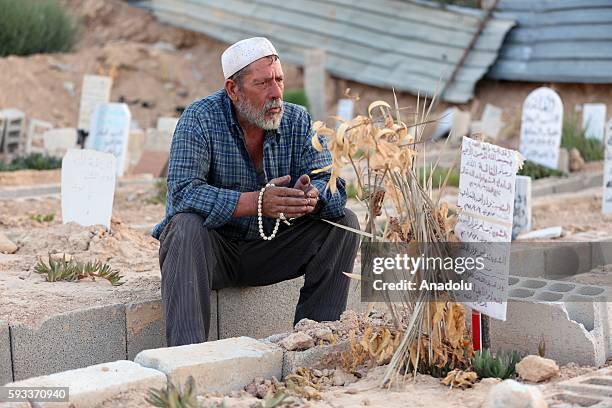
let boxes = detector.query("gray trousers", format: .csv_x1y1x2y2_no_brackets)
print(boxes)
158,209,360,347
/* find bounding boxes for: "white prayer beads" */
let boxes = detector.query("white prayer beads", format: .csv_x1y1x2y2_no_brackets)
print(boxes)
257,183,281,240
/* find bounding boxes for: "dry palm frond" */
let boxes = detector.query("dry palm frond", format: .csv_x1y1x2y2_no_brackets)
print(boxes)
313,91,472,386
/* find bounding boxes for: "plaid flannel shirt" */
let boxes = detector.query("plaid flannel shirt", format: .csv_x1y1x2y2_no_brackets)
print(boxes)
152,89,347,241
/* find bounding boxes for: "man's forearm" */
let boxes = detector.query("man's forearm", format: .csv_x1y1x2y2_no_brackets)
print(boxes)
233,191,259,217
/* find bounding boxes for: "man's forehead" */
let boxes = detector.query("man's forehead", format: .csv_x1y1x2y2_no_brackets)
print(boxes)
247,57,283,79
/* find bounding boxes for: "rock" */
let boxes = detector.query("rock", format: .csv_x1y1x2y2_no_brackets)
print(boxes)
569,148,585,172
294,318,318,331
516,355,560,383
308,327,335,343
332,368,357,386
0,232,17,254
279,332,315,351
482,379,547,408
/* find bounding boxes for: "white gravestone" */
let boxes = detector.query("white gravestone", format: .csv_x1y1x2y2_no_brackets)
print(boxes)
61,149,116,229
603,119,612,214
519,87,563,170
512,175,532,240
78,75,112,132
455,137,520,321
304,49,326,121
336,99,354,121
86,103,131,177
472,103,503,140
26,119,53,154
42,128,78,158
582,103,607,141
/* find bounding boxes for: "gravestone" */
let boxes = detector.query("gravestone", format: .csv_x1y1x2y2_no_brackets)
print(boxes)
156,117,179,135
26,119,53,154
433,107,456,140
455,137,520,320
304,49,326,121
472,103,503,139
61,149,116,229
78,75,112,132
42,128,79,158
519,87,563,170
433,107,471,144
582,103,606,141
86,103,131,177
603,119,612,214
512,176,532,240
336,99,354,121
0,109,25,155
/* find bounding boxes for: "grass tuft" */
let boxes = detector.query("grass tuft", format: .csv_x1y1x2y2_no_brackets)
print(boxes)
561,113,604,162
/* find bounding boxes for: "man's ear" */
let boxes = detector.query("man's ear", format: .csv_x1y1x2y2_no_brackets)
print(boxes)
225,79,239,102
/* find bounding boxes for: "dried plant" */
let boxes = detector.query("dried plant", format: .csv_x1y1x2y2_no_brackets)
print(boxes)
312,90,474,385
471,349,522,380
146,376,198,408
538,336,546,358
34,254,124,286
441,369,478,389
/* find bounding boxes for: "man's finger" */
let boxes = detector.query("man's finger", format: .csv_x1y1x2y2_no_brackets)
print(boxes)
278,197,309,207
272,187,306,197
269,175,291,186
299,174,310,185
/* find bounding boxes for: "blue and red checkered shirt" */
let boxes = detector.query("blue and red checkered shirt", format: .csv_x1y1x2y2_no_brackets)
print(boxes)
152,89,347,241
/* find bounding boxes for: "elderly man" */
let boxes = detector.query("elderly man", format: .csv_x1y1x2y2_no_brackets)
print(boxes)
152,37,360,347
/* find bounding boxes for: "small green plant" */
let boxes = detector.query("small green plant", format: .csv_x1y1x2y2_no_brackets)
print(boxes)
346,182,358,199
34,255,124,286
30,213,55,223
418,167,460,188
561,113,604,162
284,89,309,111
471,348,522,380
518,160,565,180
148,180,168,205
0,153,62,172
0,0,79,57
146,376,198,408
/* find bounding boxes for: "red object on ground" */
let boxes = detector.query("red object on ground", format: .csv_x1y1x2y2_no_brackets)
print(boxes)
472,310,481,351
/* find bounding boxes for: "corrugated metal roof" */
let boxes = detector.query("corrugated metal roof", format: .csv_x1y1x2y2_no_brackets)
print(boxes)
141,0,515,103
489,0,612,82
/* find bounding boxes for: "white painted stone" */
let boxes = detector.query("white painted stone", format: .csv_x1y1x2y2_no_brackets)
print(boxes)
512,176,532,240
336,98,354,122
156,117,179,135
582,103,606,141
86,103,131,177
519,87,563,169
61,149,116,229
516,355,560,382
78,75,112,132
304,49,326,121
472,103,503,139
42,128,78,157
134,336,283,394
482,379,547,408
26,119,53,154
3,360,166,408
603,119,612,214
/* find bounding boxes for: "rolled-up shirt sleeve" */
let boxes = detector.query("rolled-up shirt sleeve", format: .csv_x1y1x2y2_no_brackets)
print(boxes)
298,111,347,220
166,107,241,228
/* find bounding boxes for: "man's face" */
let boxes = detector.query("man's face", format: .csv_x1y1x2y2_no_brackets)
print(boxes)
234,57,284,130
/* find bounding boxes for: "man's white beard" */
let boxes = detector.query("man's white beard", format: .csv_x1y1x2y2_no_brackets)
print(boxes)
235,95,284,130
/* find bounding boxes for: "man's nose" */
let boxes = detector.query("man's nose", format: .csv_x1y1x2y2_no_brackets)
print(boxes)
268,80,283,100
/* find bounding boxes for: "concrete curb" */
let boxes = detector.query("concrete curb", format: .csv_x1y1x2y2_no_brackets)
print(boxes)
0,321,11,385
532,171,602,197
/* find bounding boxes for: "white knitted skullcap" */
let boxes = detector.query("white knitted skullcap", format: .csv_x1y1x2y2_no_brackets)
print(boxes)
221,37,278,80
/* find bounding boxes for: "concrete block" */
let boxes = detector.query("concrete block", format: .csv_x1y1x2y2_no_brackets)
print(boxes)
544,242,591,280
551,366,612,406
3,360,166,407
509,244,546,278
0,321,11,385
282,341,350,379
126,299,166,360
552,177,583,194
135,336,283,394
218,278,302,340
10,304,126,381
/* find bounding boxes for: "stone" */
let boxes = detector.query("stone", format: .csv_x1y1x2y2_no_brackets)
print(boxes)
0,232,17,254
282,340,351,379
308,327,334,343
569,148,585,172
482,379,547,408
78,75,112,132
4,360,165,407
332,368,357,386
278,332,315,351
512,176,532,240
0,321,11,385
10,304,126,380
135,336,283,394
42,128,79,158
516,355,560,382
126,299,166,360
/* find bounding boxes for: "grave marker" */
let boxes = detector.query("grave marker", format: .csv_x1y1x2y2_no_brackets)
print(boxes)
42,128,78,158
603,119,612,214
26,119,53,154
512,175,532,240
86,103,131,177
519,87,563,170
304,49,326,121
472,103,503,140
61,149,116,229
336,99,354,122
78,75,112,132
582,103,606,141
455,136,520,321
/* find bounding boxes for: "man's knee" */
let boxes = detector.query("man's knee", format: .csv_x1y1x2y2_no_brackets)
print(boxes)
336,208,360,231
165,212,206,239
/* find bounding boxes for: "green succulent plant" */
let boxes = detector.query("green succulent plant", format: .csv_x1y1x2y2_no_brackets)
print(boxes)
34,254,124,286
471,348,522,380
146,376,198,408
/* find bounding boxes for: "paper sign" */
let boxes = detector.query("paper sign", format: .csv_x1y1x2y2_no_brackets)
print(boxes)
78,75,112,131
583,103,607,141
512,176,532,240
604,119,612,214
86,103,131,177
61,149,116,229
519,87,563,169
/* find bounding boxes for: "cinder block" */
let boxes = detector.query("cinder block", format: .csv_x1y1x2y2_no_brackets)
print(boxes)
0,321,11,385
218,278,302,339
282,341,350,379
544,242,591,280
509,245,546,278
10,304,126,381
135,336,283,394
126,299,166,360
3,360,166,407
